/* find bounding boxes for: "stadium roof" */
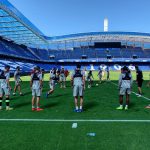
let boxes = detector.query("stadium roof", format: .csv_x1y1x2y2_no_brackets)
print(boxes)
0,0,48,47
1,0,150,49
43,32,150,50
46,32,150,43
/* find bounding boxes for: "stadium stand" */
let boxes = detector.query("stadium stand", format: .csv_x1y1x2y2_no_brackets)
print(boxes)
0,0,150,73
0,37,38,60
1,36,150,64
47,47,150,60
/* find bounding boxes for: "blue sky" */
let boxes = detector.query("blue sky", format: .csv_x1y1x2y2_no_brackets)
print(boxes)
9,0,150,36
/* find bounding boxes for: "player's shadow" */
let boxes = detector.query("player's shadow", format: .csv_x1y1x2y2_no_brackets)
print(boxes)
23,91,31,96
14,101,30,108
129,102,135,108
43,101,59,108
11,97,20,101
84,101,99,111
50,93,69,98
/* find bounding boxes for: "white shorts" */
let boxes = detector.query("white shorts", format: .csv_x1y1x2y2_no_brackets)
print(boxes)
87,77,92,82
59,76,66,82
0,87,10,96
49,80,55,90
73,85,84,97
119,87,131,95
99,74,102,79
15,80,21,86
32,89,41,97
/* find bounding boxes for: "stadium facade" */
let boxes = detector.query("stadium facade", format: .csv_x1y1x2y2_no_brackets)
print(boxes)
0,0,150,72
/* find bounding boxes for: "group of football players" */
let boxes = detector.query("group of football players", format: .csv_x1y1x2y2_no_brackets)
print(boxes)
31,66,70,111
0,64,148,112
0,65,69,111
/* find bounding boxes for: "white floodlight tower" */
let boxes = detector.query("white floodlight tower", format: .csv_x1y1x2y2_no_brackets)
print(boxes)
104,18,108,32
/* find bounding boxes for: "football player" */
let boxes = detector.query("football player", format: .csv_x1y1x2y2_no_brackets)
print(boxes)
71,65,85,112
0,65,13,110
30,66,43,111
46,68,59,98
98,67,102,83
86,70,94,88
135,66,143,97
116,66,133,110
106,66,110,81
59,67,66,88
13,66,23,96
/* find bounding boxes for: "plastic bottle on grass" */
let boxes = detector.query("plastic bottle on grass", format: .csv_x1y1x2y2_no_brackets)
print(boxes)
87,133,96,136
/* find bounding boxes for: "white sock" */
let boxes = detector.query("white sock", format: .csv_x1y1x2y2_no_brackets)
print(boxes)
80,106,82,109
32,106,35,108
76,106,78,110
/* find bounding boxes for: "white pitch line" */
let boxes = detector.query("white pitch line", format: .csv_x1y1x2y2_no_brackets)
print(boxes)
0,119,150,122
111,82,150,101
132,91,150,101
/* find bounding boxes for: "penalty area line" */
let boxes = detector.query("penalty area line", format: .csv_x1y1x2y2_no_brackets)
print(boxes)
0,119,150,122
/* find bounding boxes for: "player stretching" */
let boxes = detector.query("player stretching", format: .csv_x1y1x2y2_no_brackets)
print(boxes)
71,65,85,112
46,68,59,98
30,66,43,111
87,70,94,88
60,67,66,88
13,66,23,96
116,66,133,110
0,65,13,110
98,67,102,83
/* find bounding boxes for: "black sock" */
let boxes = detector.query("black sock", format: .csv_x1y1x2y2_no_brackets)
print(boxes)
6,98,10,107
0,98,2,107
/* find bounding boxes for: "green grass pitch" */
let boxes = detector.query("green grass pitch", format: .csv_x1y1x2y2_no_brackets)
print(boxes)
1,71,150,150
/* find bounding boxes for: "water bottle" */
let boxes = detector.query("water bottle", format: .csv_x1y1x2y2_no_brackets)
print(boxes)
87,133,96,136
72,123,77,128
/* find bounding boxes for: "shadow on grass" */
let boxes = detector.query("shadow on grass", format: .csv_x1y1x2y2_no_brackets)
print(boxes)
14,101,30,108
129,102,135,108
50,93,69,98
43,101,59,109
11,96,26,102
23,91,31,96
84,101,99,111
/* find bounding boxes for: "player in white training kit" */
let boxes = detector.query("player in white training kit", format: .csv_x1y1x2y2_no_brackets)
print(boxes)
13,66,23,96
59,67,66,88
0,65,13,110
86,70,94,88
30,66,43,111
83,67,87,89
46,68,60,98
116,66,133,110
71,65,85,112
